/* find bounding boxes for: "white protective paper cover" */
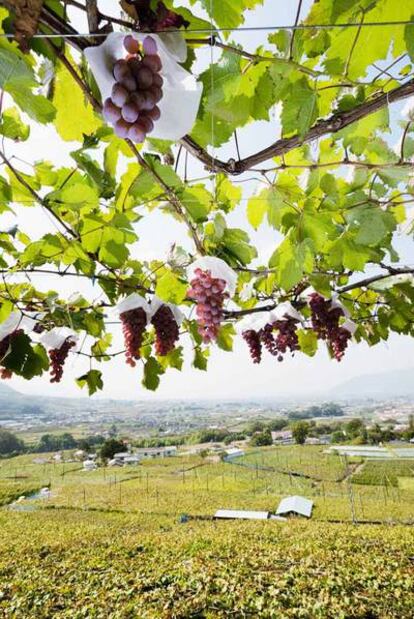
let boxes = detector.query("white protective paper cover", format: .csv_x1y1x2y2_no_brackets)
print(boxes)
41,327,79,350
149,295,185,326
116,293,150,318
187,256,238,296
84,32,203,141
0,311,37,341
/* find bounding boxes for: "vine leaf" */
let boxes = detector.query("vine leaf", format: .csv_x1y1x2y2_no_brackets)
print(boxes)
76,369,104,396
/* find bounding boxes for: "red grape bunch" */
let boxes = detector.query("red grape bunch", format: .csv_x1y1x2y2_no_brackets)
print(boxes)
120,307,148,367
151,304,180,356
188,268,228,343
49,338,76,383
308,293,352,361
103,35,163,143
261,318,300,362
242,329,262,364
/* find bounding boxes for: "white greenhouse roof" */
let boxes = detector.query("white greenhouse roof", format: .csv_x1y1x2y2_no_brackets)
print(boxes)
225,448,245,456
214,509,270,520
276,496,313,518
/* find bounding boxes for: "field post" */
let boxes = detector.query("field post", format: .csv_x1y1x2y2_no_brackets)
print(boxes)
83,487,86,508
358,491,365,518
344,456,357,525
146,472,149,494
119,483,122,504
182,466,185,485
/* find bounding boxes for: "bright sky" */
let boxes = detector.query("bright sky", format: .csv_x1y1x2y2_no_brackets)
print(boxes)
2,0,414,400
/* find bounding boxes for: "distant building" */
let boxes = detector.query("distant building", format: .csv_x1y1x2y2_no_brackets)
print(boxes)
271,430,293,444
276,496,313,518
134,446,178,459
113,452,131,461
83,459,97,471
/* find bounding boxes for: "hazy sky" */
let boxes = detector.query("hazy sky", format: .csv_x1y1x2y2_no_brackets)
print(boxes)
2,0,414,399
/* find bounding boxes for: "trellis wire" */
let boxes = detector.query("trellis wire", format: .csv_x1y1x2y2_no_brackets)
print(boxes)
2,19,414,38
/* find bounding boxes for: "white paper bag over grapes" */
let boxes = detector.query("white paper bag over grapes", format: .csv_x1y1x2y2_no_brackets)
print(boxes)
85,32,203,142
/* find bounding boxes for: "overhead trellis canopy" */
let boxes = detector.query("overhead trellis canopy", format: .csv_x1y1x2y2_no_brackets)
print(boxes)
0,0,413,393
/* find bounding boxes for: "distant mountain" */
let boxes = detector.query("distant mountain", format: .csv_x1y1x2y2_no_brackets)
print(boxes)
0,383,22,397
331,368,414,398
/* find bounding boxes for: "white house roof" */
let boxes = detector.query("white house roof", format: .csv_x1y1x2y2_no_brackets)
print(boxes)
214,509,270,520
225,448,244,456
114,452,130,458
276,496,313,518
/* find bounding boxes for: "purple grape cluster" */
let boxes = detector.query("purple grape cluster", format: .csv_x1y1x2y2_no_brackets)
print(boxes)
103,35,163,143
49,338,76,383
151,305,180,356
243,318,299,364
309,293,351,361
120,307,148,367
242,329,262,364
188,268,228,343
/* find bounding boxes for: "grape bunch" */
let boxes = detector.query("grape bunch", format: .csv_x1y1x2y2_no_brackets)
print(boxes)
151,305,180,356
188,268,228,343
49,338,76,383
270,319,300,361
243,318,299,364
120,307,148,366
103,35,163,143
309,293,351,361
242,329,262,364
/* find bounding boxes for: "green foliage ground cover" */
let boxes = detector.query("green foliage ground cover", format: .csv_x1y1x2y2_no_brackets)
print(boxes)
237,445,350,481
0,510,413,618
0,446,413,616
352,459,414,487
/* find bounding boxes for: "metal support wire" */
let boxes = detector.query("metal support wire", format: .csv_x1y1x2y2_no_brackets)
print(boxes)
2,20,414,39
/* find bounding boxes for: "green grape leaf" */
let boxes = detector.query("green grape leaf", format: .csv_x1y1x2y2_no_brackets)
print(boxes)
76,369,104,395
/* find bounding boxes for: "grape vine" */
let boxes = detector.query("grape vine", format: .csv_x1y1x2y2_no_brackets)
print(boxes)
0,0,413,394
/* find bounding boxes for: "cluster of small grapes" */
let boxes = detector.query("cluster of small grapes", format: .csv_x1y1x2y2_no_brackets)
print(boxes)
120,308,148,367
49,338,76,383
243,318,300,364
0,330,21,380
187,268,228,343
242,329,262,364
103,35,163,143
309,293,351,361
261,319,300,362
151,305,180,356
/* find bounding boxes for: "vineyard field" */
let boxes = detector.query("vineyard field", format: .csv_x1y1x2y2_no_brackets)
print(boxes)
1,446,413,617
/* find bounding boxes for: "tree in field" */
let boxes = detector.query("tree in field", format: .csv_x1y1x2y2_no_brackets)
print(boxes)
0,428,24,455
250,429,273,447
100,438,126,460
345,418,366,439
292,421,310,445
0,1,413,393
